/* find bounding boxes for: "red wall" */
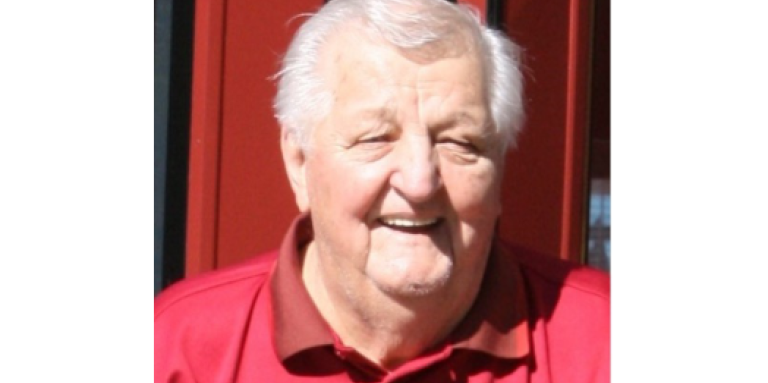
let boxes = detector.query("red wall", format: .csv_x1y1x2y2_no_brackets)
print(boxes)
186,0,596,276
186,0,322,276
498,0,594,262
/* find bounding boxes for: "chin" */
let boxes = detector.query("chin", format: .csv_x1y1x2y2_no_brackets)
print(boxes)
374,269,453,298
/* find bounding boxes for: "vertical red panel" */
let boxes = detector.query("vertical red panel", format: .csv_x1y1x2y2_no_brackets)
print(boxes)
187,0,324,275
560,0,593,261
215,0,323,269
186,0,226,277
498,0,593,262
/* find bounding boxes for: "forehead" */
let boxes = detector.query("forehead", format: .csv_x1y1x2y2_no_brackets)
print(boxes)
317,26,487,116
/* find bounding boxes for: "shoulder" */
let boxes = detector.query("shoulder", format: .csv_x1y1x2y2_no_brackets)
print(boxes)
154,251,280,381
155,250,278,323
501,241,609,302
497,240,610,329
500,242,610,381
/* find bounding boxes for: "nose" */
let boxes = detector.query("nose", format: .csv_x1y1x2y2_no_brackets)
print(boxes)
390,135,442,203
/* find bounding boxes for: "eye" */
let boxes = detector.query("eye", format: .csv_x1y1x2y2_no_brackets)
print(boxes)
352,134,394,156
359,135,390,144
439,138,479,154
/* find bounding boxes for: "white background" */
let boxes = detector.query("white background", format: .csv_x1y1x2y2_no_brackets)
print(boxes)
1,1,766,381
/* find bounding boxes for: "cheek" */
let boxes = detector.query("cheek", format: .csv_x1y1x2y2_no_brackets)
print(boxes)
444,164,503,218
444,167,502,258
306,154,392,219
305,157,335,208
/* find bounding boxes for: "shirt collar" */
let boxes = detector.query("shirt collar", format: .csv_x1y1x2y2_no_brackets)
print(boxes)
448,241,530,359
269,214,530,362
269,214,334,361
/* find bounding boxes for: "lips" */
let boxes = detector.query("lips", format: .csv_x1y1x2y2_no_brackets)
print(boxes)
377,216,442,232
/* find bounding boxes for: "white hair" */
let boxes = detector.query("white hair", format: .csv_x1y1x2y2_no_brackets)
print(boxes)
273,0,525,150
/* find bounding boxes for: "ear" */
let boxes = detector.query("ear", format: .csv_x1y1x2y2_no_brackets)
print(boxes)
280,129,310,212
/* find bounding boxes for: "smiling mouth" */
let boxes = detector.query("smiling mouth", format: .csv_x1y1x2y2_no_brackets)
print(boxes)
377,217,442,232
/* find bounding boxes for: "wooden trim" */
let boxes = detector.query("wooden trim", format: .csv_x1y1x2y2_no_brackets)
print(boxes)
486,0,503,30
186,0,227,277
560,0,594,262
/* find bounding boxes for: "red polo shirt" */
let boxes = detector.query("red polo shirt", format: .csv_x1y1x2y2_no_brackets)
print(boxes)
155,215,609,382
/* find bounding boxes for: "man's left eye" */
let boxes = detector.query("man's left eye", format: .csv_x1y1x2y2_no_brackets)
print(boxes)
359,135,389,144
440,139,479,153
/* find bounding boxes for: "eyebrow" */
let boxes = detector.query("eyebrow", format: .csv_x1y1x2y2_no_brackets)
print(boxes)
432,110,487,129
453,111,482,126
350,106,487,131
353,104,397,122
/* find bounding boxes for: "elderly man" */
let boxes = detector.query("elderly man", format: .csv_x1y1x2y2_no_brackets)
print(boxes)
155,0,609,382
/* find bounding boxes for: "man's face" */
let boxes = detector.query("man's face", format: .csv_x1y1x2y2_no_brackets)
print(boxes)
284,32,506,300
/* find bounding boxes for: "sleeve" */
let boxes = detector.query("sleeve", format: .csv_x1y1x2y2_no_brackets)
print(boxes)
155,299,197,383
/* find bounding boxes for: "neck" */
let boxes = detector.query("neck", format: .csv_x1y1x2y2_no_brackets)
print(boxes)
301,242,483,370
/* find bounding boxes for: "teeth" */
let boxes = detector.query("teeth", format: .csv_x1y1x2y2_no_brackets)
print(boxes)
379,217,439,227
